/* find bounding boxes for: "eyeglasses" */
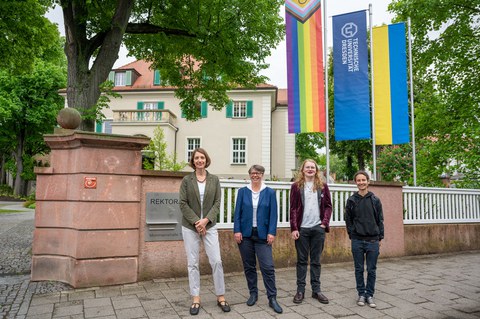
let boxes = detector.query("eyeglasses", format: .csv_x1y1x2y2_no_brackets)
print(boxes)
250,172,263,175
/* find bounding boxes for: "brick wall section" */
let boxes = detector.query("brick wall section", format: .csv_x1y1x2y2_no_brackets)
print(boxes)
32,132,480,286
32,131,149,288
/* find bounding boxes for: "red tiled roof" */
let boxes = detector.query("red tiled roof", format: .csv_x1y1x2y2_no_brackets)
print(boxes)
277,88,288,105
113,60,277,91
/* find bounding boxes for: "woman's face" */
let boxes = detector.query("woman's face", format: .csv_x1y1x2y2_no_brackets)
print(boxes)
193,152,206,169
302,161,317,178
249,170,263,183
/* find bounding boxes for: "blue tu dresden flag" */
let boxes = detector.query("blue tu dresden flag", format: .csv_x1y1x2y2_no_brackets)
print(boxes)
333,10,370,141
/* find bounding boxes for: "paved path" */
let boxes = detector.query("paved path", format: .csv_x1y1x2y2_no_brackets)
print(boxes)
0,202,70,319
1,202,479,319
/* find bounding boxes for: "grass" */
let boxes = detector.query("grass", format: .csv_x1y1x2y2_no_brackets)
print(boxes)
0,209,26,214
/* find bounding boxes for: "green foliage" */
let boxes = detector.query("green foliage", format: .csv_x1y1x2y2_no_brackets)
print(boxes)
0,184,15,196
376,144,413,184
0,32,67,194
125,0,285,121
295,133,325,164
90,80,121,123
54,0,284,128
389,0,480,188
0,0,60,73
329,154,355,182
143,126,186,171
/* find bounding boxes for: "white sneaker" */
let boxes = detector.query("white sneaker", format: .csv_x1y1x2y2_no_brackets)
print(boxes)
366,296,377,308
357,295,366,306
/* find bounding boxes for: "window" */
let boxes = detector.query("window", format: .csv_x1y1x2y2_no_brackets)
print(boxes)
186,138,201,162
231,138,247,164
233,101,247,118
226,101,253,118
95,120,113,133
137,101,164,121
115,72,126,86
181,101,208,119
109,70,133,86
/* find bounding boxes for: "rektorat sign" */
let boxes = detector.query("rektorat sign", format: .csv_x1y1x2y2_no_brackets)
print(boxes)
145,192,183,241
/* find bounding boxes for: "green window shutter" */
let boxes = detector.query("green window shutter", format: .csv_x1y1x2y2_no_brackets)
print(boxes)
226,101,233,118
153,70,161,85
156,102,164,120
108,71,115,83
125,70,132,85
246,101,253,118
201,101,208,118
95,121,103,133
137,101,144,121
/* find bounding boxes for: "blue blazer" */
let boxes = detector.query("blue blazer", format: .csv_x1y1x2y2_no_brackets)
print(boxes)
233,186,278,239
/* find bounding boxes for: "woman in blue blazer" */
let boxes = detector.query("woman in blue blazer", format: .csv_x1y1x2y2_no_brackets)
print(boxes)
233,165,283,314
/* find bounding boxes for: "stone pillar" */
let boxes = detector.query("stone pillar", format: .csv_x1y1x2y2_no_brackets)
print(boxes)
369,182,405,257
32,131,150,288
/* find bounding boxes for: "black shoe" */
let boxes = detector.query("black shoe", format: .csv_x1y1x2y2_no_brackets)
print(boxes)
268,297,283,313
293,291,304,304
189,302,200,315
217,300,231,312
312,292,329,304
247,293,258,306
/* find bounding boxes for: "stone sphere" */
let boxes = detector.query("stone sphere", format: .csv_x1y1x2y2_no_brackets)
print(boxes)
57,108,82,129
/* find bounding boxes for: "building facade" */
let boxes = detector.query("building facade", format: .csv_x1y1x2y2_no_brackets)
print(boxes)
91,60,295,180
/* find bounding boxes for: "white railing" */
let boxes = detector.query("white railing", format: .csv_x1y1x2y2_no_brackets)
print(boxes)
112,109,177,125
403,186,480,224
217,180,480,229
218,180,356,229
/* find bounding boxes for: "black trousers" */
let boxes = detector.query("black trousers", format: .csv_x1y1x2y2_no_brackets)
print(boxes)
295,224,326,293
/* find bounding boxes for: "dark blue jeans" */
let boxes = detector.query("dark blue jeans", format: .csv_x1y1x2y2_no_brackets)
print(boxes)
238,228,277,298
295,225,325,293
351,238,380,297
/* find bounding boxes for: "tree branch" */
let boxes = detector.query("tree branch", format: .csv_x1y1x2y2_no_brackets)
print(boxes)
125,23,196,37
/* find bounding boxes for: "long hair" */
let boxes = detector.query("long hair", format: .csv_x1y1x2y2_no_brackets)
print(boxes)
294,159,325,192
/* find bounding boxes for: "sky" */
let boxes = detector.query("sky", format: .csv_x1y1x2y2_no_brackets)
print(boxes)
45,1,395,88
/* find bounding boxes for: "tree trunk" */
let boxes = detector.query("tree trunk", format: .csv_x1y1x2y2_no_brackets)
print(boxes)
0,155,6,185
62,0,134,131
13,133,25,196
357,151,365,171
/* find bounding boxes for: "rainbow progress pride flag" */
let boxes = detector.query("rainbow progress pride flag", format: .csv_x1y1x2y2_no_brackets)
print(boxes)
372,23,410,145
286,5,325,133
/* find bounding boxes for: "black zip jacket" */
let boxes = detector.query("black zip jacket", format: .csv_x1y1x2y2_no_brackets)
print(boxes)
344,191,384,241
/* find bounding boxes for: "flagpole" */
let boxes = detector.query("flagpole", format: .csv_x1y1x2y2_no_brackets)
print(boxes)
407,17,417,186
323,0,330,182
369,3,377,180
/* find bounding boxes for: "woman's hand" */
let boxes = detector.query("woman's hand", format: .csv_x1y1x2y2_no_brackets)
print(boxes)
267,234,275,245
195,218,208,235
291,230,300,240
234,232,243,244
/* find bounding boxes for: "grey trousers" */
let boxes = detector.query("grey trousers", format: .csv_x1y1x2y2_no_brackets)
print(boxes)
182,226,225,296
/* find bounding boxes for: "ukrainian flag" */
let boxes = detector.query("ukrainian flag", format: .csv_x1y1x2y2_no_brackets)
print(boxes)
372,23,410,145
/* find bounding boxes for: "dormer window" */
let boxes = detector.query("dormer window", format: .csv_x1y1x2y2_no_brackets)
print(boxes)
115,72,126,86
108,70,135,87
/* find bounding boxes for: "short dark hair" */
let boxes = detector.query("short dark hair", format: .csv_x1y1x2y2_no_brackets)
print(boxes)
248,164,265,174
189,148,211,169
354,170,370,182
